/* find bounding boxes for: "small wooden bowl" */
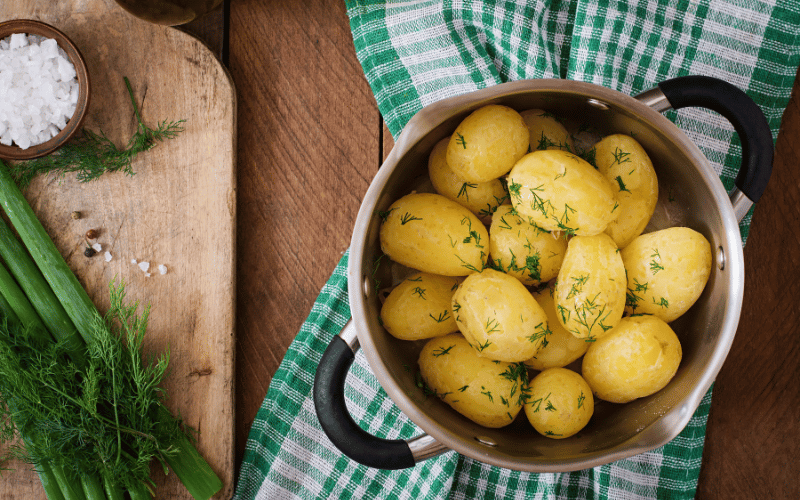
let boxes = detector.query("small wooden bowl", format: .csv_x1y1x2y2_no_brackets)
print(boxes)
0,19,90,160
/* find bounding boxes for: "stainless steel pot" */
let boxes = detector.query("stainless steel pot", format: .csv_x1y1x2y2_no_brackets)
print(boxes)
314,76,773,471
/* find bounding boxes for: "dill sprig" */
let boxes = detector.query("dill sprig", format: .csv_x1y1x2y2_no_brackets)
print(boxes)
0,280,184,493
9,77,185,188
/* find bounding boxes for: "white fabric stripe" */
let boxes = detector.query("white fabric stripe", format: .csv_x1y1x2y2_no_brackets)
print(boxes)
256,480,300,500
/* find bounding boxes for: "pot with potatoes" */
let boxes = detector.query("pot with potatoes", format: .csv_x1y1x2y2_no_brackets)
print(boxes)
313,76,772,471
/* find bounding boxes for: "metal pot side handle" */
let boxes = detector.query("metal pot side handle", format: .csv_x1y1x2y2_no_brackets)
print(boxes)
313,319,450,469
636,75,774,222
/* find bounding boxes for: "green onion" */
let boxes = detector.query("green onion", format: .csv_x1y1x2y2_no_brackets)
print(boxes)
0,160,222,499
0,218,86,365
0,268,88,500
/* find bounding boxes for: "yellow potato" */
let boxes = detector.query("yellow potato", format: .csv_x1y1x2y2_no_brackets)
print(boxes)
380,272,461,341
428,136,509,220
582,315,682,403
446,105,529,183
452,268,550,362
524,368,594,439
554,234,626,341
595,134,659,248
489,204,567,286
507,150,618,236
525,283,590,370
380,193,489,276
621,227,712,322
419,334,528,428
520,109,575,152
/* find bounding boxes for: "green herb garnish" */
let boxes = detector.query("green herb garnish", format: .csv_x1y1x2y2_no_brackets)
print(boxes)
9,77,185,187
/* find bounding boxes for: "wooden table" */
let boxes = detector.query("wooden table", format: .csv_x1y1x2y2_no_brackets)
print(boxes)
192,2,799,498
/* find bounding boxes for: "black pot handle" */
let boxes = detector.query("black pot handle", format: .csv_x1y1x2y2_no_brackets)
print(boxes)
656,75,773,204
313,320,444,469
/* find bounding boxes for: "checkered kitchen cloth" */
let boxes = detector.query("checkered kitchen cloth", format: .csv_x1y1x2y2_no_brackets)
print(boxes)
235,1,800,499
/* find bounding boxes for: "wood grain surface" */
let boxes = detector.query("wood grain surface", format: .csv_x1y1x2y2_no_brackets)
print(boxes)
227,2,799,499
0,0,236,498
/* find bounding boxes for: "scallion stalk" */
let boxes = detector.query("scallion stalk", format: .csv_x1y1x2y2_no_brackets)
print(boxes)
0,274,87,500
0,218,86,366
0,160,222,499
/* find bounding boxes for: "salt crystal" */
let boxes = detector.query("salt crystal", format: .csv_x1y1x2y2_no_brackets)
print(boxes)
131,258,138,264
157,264,168,275
9,33,27,49
104,251,112,262
138,261,150,273
0,33,79,149
145,272,151,278
91,242,102,252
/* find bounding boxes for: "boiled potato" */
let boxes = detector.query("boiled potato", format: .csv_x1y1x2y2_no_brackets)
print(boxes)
521,109,575,152
428,136,508,220
419,333,528,428
595,134,659,248
380,193,489,276
524,368,594,439
582,315,682,403
446,105,529,183
525,283,590,370
452,268,550,362
621,227,712,322
555,234,626,341
381,272,460,340
489,204,567,286
507,150,618,236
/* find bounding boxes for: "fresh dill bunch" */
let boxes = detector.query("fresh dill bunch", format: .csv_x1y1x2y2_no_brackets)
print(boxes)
9,77,185,188
0,280,184,493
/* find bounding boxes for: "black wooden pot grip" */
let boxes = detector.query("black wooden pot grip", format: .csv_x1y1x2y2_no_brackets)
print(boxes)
658,75,773,203
313,334,416,470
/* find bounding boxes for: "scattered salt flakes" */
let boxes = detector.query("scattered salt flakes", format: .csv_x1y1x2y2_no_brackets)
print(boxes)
145,272,151,278
157,264,168,275
104,251,112,262
138,261,150,273
131,258,137,264
91,242,102,252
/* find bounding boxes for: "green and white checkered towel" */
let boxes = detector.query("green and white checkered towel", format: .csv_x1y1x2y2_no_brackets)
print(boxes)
235,1,800,499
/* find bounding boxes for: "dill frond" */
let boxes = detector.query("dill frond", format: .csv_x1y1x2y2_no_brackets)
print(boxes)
9,77,185,188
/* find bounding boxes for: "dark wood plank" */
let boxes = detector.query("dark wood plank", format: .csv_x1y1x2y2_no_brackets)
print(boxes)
228,0,381,468
178,0,228,63
697,69,800,500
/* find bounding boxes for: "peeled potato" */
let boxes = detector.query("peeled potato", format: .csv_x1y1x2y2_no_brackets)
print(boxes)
524,368,594,439
525,283,590,371
520,109,575,152
621,227,712,322
489,204,567,286
452,268,550,362
554,234,626,341
428,136,509,220
582,315,682,403
419,334,528,428
380,272,460,340
446,104,529,183
508,149,618,236
379,193,489,276
595,134,659,248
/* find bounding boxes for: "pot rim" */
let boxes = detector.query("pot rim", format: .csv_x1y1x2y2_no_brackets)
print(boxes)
347,78,744,472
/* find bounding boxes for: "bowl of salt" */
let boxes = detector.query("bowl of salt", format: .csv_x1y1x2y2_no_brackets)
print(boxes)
0,19,90,160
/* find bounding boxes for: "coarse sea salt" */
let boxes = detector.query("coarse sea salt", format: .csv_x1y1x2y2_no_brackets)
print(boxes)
0,33,79,149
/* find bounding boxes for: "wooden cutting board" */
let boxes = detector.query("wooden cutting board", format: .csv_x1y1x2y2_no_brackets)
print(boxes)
0,0,236,498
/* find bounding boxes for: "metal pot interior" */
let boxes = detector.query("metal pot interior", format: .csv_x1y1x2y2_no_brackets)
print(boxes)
348,80,744,472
